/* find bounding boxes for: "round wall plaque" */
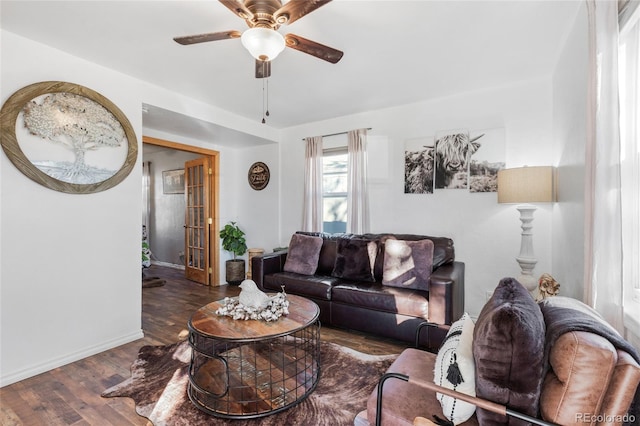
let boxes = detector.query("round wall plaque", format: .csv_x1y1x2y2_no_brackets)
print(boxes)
248,161,270,190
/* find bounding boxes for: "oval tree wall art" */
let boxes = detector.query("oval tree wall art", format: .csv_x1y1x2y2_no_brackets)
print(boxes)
0,81,138,194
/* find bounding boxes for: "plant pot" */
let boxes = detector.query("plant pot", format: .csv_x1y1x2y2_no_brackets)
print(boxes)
225,259,245,285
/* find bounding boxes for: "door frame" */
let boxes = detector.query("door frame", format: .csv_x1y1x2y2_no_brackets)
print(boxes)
143,135,220,286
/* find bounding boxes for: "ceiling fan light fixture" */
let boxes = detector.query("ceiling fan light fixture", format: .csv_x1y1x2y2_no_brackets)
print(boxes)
241,27,285,61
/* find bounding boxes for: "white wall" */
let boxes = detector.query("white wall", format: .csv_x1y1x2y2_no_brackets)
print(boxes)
142,128,280,284
235,144,281,256
551,2,588,301
0,31,280,385
0,31,144,386
280,79,556,318
144,147,201,266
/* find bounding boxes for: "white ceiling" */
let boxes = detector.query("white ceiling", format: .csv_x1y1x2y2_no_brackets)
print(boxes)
1,0,582,142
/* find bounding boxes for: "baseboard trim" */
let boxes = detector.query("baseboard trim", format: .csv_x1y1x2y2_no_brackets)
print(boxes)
0,329,144,388
151,260,185,270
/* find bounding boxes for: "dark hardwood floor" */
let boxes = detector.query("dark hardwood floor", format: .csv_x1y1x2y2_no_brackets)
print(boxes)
0,264,408,425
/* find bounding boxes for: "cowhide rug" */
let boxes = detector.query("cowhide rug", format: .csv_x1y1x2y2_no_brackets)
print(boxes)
102,340,398,426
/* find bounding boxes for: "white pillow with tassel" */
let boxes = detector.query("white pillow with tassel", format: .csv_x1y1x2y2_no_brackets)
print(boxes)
433,312,476,425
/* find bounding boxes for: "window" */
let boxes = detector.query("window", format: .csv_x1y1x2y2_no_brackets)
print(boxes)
322,147,348,233
619,6,640,323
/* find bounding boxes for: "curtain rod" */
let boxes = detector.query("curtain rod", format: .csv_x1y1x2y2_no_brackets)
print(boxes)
301,128,372,141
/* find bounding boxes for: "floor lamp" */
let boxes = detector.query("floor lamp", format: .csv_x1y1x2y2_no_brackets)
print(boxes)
497,166,555,293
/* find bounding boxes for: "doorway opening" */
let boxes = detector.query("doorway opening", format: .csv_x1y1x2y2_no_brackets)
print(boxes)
142,135,220,286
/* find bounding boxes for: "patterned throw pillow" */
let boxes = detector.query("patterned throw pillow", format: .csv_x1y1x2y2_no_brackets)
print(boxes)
433,313,476,425
283,234,323,275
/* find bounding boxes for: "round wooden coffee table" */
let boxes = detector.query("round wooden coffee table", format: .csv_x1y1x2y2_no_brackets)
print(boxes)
187,294,321,419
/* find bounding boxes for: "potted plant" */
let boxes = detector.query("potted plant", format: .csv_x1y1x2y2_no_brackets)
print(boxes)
219,221,247,284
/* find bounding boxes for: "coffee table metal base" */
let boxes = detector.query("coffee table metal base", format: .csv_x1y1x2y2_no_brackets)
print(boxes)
187,321,320,419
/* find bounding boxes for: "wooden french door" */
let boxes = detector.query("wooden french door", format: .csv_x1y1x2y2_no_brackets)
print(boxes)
184,157,211,284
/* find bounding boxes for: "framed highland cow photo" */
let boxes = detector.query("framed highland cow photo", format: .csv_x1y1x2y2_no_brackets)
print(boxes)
468,128,505,193
405,127,505,194
404,137,435,194
0,81,138,194
434,129,484,190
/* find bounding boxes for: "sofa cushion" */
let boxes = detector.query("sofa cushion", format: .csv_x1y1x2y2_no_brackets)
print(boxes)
317,238,338,275
263,272,338,301
332,238,377,282
473,277,546,425
382,239,434,291
332,281,429,318
434,313,476,425
283,233,323,275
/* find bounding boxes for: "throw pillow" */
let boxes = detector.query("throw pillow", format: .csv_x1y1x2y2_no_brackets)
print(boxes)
331,238,377,282
433,313,476,425
382,239,434,291
283,233,323,275
473,277,546,425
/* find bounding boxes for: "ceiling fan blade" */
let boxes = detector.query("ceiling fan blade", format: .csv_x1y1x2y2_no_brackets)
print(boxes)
274,0,332,25
255,59,272,79
173,30,241,45
284,34,343,64
218,0,254,21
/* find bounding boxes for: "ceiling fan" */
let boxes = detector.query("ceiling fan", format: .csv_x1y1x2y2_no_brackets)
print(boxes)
173,0,344,78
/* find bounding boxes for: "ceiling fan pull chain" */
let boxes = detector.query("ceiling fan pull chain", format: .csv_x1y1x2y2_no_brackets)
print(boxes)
266,77,270,118
261,65,266,124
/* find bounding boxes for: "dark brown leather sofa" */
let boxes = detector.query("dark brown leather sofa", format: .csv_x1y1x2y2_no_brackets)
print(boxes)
251,232,465,350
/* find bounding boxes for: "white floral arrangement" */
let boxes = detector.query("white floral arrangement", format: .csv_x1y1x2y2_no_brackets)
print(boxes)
215,292,289,322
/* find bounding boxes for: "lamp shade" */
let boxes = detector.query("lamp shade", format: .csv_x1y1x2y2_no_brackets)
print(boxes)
241,28,285,61
497,166,555,204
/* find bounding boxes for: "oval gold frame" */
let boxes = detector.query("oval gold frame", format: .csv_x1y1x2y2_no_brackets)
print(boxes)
0,81,138,194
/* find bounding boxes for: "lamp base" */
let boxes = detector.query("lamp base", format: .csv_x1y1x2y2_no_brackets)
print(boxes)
516,273,538,293
516,255,538,293
515,204,538,294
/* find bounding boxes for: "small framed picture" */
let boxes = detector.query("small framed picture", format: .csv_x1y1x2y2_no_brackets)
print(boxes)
162,169,184,194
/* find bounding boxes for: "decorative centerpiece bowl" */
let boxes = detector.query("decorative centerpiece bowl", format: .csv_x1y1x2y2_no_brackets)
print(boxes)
216,282,289,322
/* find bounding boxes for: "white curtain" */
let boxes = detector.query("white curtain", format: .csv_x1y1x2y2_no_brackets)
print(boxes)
347,128,369,234
142,161,151,231
302,136,323,232
619,2,640,314
142,161,152,268
584,0,624,332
